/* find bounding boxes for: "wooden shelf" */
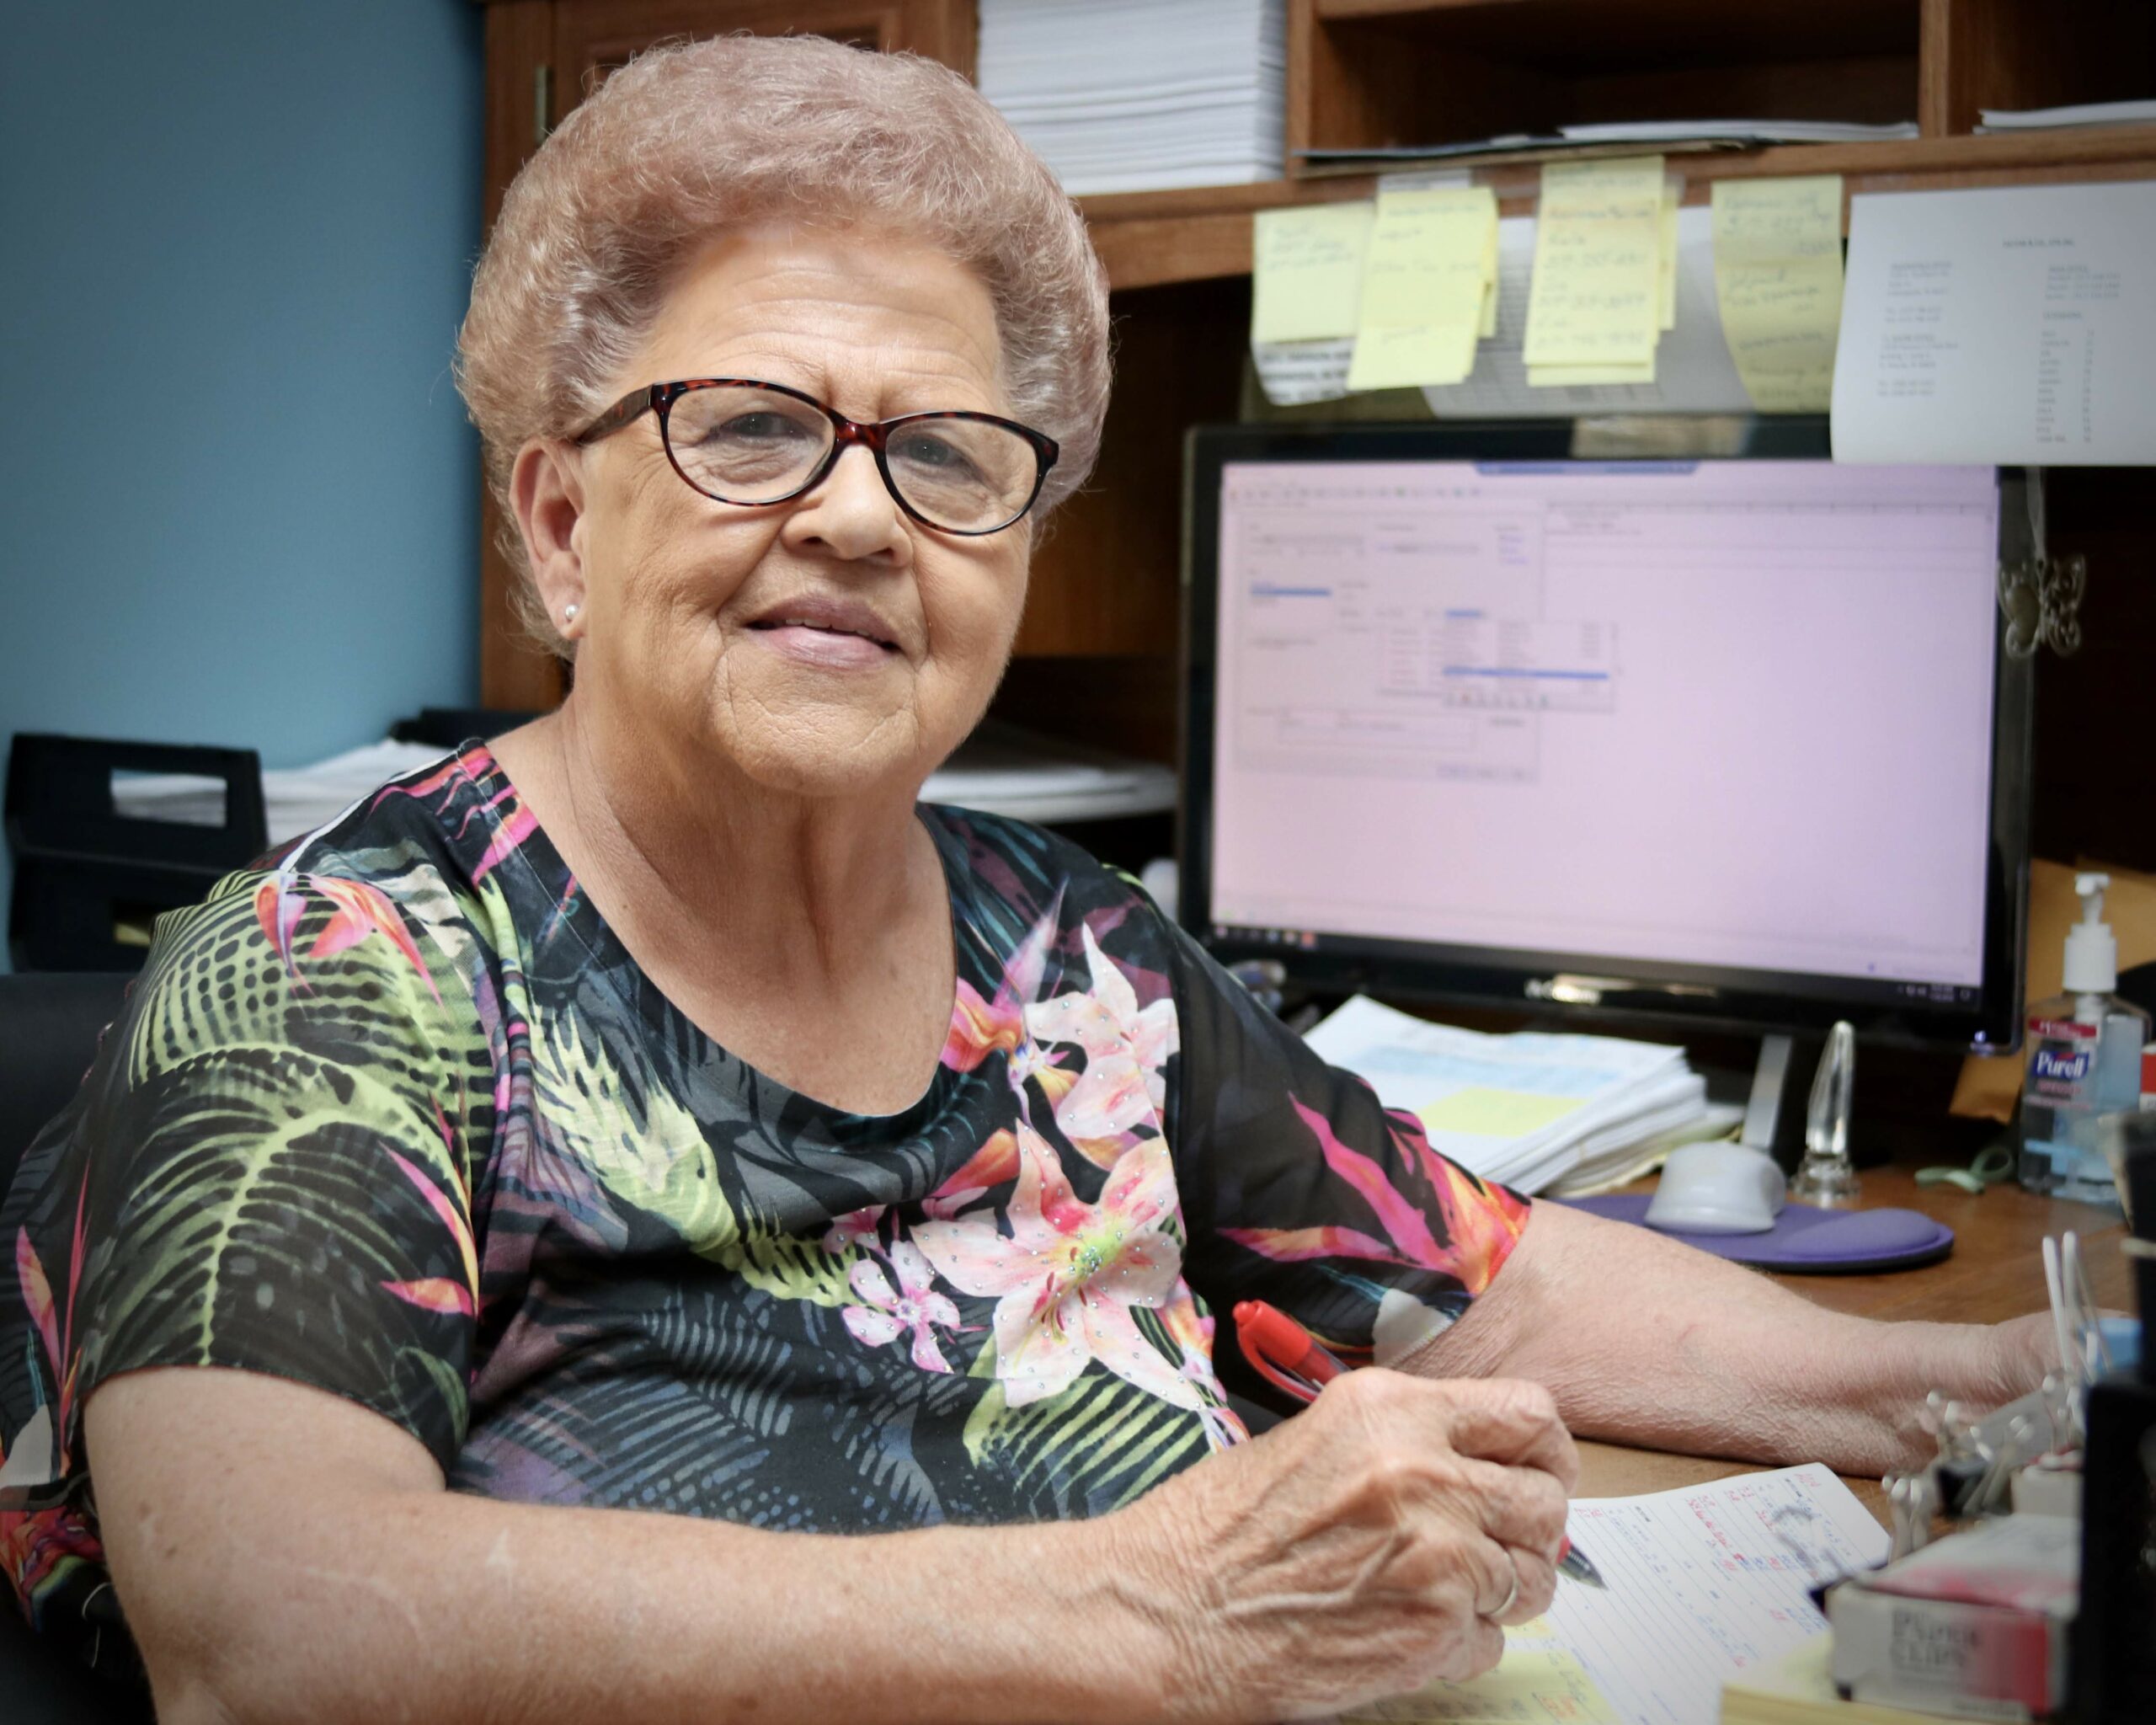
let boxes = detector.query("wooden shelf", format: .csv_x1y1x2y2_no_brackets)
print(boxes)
1081,126,2156,291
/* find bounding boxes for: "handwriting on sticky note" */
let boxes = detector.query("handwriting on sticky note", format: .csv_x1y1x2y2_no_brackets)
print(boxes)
1346,185,1497,391
1711,175,1844,412
1252,202,1376,345
1524,157,1664,369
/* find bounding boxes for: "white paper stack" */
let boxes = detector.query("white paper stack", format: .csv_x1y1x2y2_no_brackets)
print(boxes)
976,0,1285,196
110,740,451,846
923,721,1176,824
1977,99,2156,132
1558,118,1918,145
1305,993,1714,1194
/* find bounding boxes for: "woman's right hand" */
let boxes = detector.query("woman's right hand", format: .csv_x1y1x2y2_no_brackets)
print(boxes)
1105,1368,1578,1724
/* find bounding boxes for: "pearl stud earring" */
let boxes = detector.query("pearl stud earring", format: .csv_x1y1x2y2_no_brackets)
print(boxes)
563,602,579,622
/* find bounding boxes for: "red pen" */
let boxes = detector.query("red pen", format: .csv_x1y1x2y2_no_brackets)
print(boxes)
1232,1300,1606,1590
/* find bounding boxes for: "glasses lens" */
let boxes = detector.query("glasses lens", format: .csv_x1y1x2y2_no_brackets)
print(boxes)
664,386,832,503
884,418,1041,532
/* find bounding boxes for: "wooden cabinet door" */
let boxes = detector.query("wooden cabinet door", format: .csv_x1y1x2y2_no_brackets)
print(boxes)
475,0,975,710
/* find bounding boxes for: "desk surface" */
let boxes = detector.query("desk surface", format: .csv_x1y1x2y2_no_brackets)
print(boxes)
1569,1167,2132,1519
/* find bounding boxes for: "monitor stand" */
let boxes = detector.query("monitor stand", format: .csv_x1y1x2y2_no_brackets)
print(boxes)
1737,1031,1817,1168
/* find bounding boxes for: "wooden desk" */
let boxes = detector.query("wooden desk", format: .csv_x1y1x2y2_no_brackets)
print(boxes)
1570,1167,2133,1519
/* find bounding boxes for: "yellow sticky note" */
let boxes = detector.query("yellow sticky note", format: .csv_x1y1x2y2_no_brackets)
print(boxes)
1346,185,1497,391
1527,360,1657,387
1251,201,1376,345
1523,155,1663,368
1479,211,1501,338
1342,1637,1625,1724
1657,180,1680,331
1710,174,1844,413
1417,1087,1583,1139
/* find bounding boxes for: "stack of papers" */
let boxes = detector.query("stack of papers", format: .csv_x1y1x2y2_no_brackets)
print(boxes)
110,740,449,846
1305,994,1713,1194
1296,118,1915,168
976,0,1284,196
1560,118,1918,146
922,721,1176,824
1977,99,2156,132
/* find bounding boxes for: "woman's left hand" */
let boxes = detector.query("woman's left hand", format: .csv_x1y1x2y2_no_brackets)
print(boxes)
1986,1311,2060,1403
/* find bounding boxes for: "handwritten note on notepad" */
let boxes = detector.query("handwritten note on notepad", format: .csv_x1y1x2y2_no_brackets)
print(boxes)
1347,186,1497,391
1251,202,1376,345
1524,156,1664,376
1711,176,1845,413
1343,1465,1892,1725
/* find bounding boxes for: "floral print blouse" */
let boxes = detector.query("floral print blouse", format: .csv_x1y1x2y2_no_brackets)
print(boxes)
0,744,1529,1671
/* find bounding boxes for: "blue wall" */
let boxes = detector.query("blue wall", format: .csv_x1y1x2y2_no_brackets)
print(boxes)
1,1,485,959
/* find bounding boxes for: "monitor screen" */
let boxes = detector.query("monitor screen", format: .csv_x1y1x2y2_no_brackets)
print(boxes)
1182,424,2031,1051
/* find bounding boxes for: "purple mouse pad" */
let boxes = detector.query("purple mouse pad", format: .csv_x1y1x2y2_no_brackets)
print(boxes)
1556,1196,1954,1274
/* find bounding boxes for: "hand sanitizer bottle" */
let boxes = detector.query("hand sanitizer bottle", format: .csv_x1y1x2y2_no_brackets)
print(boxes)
2019,873,2152,1204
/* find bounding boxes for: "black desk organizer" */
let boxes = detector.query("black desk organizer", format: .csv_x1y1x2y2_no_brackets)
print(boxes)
5,733,268,972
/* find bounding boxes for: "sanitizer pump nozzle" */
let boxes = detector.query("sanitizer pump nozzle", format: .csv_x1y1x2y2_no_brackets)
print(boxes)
2063,872,2118,1000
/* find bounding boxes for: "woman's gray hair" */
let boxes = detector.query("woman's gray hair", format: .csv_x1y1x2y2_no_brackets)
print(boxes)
456,34,1111,656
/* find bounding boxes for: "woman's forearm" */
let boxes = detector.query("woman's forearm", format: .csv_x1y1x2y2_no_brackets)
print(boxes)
88,1370,1172,1725
1409,1201,2033,1476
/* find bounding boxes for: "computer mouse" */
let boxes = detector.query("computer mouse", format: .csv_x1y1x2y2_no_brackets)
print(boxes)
1644,1141,1787,1236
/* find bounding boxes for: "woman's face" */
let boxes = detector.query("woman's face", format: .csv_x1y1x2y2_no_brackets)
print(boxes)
541,225,1033,800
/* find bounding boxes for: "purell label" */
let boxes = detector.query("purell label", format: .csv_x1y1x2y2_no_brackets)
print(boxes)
2032,1046,2093,1085
2029,1028,2097,1102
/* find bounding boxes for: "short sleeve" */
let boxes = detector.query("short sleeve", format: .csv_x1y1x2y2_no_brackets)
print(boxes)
1161,921,1531,1370
0,863,490,1497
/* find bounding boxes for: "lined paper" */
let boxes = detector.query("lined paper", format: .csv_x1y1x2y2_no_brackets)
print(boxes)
1347,1465,1891,1725
1710,175,1845,412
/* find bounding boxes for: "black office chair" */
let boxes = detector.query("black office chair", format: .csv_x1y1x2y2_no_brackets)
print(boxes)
0,971,158,1723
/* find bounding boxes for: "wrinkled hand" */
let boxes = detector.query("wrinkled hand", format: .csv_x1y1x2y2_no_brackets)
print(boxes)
1105,1370,1578,1724
1989,1311,2061,1401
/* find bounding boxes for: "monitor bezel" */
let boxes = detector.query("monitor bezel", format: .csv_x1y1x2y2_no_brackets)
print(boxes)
1179,419,2033,1055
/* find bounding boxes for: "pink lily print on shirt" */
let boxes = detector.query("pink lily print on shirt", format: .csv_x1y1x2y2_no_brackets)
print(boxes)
1024,925,1180,1167
842,1240,963,1375
912,1126,1208,1418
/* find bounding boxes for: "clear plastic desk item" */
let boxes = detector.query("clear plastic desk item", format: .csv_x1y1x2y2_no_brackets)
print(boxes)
1791,1019,1861,1206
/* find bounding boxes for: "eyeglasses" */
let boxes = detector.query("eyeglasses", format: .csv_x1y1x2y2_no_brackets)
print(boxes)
573,378,1059,537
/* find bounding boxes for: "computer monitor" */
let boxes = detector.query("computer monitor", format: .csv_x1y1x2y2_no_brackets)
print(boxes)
1181,421,2032,1055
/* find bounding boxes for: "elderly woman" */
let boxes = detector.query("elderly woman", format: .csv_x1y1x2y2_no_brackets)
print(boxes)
3,35,2047,1725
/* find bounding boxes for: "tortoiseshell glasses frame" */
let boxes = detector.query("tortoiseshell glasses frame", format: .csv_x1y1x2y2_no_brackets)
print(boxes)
573,377,1060,537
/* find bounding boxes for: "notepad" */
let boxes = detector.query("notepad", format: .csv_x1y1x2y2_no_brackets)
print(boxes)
1523,156,1664,377
1346,185,1497,391
1710,175,1846,413
1251,200,1375,344
1345,1466,1892,1725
